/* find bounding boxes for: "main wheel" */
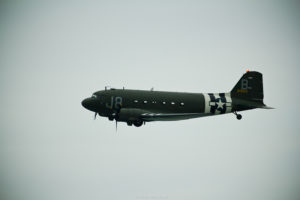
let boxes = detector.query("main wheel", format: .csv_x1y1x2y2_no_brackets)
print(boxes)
127,121,133,126
133,120,143,127
236,114,242,120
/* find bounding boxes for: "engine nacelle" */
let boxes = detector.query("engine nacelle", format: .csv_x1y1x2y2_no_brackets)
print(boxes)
117,108,146,122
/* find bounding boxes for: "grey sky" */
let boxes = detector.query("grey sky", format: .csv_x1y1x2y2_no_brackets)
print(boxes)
0,1,300,200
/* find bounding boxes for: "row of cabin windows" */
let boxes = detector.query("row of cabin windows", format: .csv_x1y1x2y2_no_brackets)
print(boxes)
133,100,184,106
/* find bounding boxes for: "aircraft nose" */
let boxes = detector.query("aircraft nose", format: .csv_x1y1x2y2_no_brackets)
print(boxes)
81,98,90,109
81,97,101,112
81,98,97,111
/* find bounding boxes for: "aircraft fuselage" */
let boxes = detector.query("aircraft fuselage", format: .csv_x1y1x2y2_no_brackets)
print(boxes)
82,71,272,127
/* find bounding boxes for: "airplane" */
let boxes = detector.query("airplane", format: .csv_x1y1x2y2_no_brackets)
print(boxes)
82,70,273,127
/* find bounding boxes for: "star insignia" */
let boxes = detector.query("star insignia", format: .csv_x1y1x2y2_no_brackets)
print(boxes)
216,99,225,110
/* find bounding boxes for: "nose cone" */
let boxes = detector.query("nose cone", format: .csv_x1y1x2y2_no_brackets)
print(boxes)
81,98,90,109
81,98,98,112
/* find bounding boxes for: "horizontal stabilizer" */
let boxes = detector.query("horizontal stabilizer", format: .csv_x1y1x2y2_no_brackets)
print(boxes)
232,98,274,109
258,105,275,109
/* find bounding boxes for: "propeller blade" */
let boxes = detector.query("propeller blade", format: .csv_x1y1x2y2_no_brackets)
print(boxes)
115,120,118,132
94,112,97,120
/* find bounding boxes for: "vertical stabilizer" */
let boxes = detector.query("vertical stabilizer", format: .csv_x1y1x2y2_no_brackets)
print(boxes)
231,71,264,103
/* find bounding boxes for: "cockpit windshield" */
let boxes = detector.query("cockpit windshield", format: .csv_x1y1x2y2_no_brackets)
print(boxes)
91,93,104,103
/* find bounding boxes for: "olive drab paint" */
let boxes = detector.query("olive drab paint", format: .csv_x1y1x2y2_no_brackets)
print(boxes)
82,71,273,127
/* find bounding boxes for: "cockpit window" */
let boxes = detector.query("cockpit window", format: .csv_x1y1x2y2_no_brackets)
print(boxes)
91,94,97,98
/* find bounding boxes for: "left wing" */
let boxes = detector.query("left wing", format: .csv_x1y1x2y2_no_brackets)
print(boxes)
141,112,209,121
119,108,209,122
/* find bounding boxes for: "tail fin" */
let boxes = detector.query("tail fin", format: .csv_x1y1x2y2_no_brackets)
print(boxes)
231,71,264,104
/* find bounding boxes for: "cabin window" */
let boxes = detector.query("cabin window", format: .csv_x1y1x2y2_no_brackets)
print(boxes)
171,102,175,105
162,101,166,105
180,102,185,106
134,100,138,103
152,101,156,104
143,100,148,104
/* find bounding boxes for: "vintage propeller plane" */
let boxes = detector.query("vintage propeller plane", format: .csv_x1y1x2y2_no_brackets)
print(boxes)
82,71,273,127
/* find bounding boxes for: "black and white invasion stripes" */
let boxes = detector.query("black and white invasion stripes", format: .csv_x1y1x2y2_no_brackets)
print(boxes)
204,93,232,114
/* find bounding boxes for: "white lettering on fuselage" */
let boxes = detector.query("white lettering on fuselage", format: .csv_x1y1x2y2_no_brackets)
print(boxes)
106,96,123,109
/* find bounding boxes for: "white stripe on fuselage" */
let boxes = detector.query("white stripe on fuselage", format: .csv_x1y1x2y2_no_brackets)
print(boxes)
203,93,232,114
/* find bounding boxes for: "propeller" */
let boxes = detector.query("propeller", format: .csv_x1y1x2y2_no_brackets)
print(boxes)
94,112,97,120
112,105,122,132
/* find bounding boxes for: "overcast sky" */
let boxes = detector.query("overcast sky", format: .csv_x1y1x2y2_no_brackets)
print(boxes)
0,1,300,200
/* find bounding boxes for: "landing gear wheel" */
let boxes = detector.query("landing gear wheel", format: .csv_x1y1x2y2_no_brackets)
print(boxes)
127,121,133,126
133,120,143,127
233,111,242,120
236,114,242,120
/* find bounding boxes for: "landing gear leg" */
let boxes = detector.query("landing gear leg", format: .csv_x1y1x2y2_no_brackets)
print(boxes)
234,111,242,120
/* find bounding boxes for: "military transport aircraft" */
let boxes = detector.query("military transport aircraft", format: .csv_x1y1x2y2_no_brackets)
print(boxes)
82,71,273,127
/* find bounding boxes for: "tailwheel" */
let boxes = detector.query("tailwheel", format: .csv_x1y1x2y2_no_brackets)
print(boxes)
234,111,242,120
